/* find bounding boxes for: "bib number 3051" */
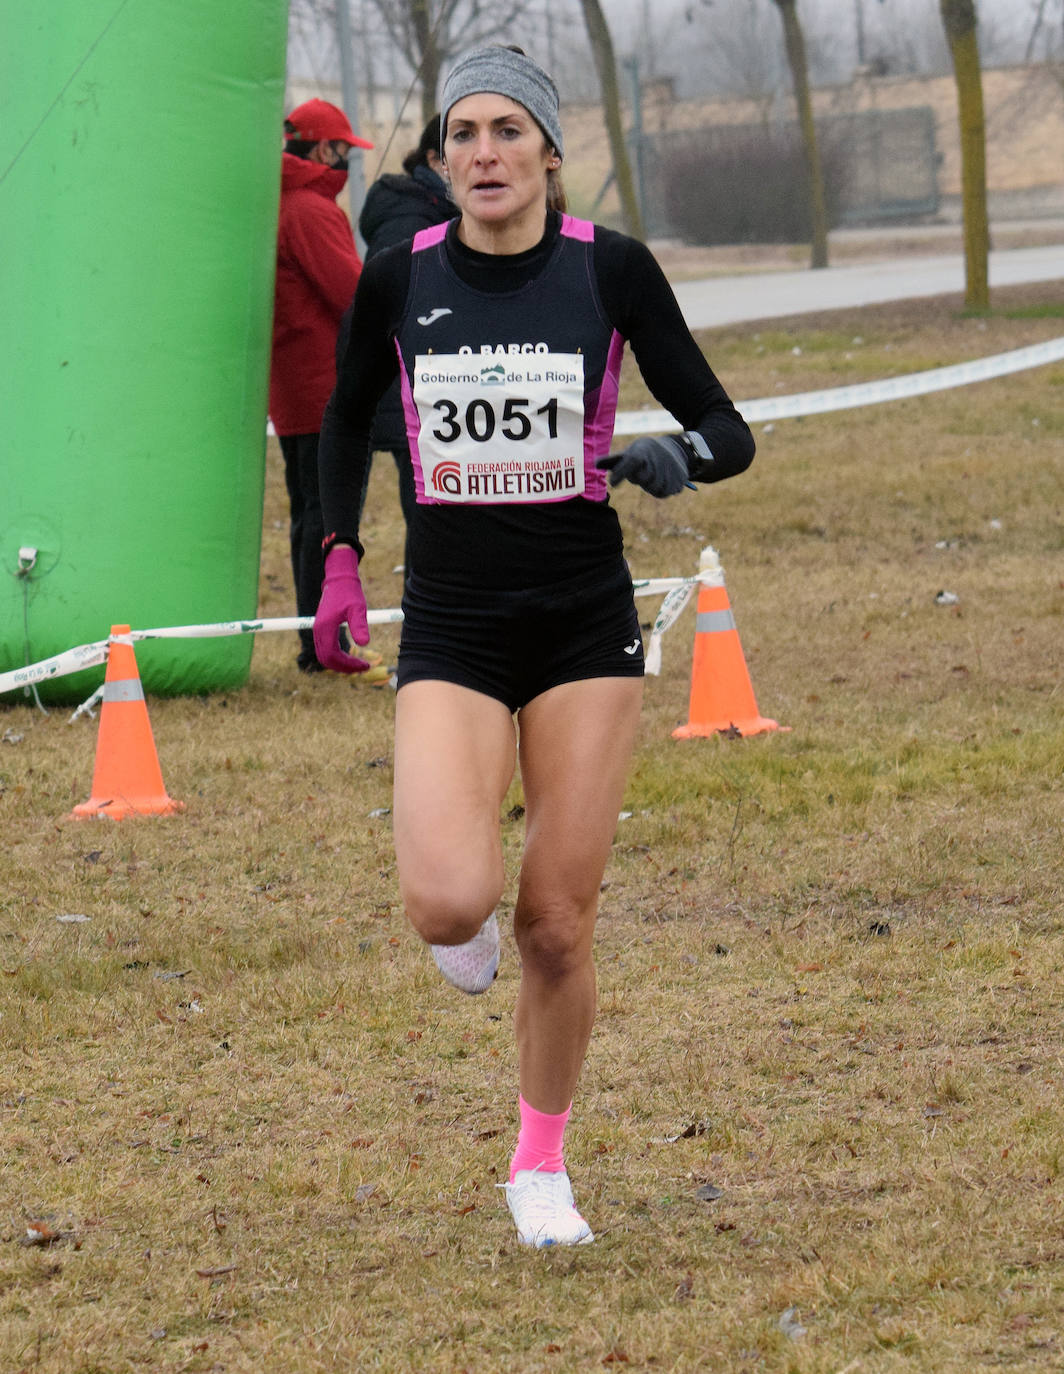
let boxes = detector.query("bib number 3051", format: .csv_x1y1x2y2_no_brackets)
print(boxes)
413,351,585,505
430,395,558,444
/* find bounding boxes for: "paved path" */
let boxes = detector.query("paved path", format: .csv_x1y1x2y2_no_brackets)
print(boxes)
674,243,1064,329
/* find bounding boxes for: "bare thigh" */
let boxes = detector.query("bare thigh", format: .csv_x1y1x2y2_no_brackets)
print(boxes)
392,680,517,944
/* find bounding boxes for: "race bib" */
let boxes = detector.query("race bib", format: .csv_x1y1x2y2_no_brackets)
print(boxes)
413,350,585,503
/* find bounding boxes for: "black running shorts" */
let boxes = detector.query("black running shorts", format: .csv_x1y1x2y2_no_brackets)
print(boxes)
396,560,644,713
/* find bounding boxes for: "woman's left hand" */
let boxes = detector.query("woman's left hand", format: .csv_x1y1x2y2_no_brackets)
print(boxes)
596,436,697,498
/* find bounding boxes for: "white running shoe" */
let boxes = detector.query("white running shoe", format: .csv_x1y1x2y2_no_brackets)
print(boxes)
430,911,499,994
503,1168,595,1248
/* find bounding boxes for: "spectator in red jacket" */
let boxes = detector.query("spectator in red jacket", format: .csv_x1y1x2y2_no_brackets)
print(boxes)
269,99,373,673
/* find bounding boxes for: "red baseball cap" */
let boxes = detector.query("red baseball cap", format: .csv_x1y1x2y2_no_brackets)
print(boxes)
284,98,374,149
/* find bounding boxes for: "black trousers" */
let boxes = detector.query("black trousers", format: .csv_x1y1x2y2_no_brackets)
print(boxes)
279,432,325,668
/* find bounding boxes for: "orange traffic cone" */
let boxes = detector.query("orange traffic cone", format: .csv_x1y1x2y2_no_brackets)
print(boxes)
672,548,787,740
70,626,184,820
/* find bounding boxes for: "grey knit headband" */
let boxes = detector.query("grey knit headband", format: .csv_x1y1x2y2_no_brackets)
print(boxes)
441,46,563,159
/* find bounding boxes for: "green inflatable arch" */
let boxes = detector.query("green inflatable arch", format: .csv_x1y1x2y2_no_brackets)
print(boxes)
1,0,289,703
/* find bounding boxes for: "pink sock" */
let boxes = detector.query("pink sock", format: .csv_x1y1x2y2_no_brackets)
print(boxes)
509,1095,572,1181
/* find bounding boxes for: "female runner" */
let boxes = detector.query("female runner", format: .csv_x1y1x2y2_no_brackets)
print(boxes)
314,44,755,1247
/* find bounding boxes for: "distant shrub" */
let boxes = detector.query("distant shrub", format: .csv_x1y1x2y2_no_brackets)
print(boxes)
655,121,850,245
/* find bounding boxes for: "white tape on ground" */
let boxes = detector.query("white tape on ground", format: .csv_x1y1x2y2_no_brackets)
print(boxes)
613,335,1064,435
0,577,708,698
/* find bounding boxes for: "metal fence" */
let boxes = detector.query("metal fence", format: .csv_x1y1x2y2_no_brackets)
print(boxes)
637,105,939,243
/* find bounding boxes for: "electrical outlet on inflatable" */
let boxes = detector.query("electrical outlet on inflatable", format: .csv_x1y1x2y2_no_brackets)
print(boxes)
0,1,289,703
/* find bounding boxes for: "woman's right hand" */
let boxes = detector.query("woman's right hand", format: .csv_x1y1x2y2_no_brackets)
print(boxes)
313,544,373,673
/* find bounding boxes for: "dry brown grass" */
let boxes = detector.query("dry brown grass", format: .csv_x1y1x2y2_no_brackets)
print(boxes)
3,280,1063,1373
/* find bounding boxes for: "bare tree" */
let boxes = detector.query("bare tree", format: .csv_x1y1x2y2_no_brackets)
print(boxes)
675,0,787,107
578,0,645,239
375,0,573,123
771,0,829,268
848,0,953,76
940,0,989,309
292,0,545,125
1023,0,1064,61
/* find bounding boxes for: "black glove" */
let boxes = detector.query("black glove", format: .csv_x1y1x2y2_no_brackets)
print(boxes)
596,431,713,498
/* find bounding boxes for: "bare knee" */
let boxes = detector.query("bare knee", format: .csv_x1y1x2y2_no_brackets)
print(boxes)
514,903,593,984
403,880,501,946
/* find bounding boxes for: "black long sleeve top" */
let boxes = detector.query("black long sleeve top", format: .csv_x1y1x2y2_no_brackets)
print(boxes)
319,212,753,592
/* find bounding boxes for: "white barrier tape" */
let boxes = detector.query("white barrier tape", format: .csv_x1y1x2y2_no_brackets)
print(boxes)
132,612,405,642
26,341,1064,700
267,340,1064,442
632,575,707,597
645,583,697,677
2,575,711,700
3,641,110,694
613,335,1064,435
68,688,104,723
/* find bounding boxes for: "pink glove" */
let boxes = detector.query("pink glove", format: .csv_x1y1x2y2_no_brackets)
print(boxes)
313,545,372,673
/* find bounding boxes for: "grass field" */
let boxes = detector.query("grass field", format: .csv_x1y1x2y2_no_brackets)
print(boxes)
3,279,1063,1373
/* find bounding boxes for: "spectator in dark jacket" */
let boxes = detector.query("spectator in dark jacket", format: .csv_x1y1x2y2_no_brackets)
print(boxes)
270,98,372,672
347,115,454,579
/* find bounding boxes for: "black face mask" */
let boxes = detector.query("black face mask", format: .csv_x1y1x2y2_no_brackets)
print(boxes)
326,143,349,170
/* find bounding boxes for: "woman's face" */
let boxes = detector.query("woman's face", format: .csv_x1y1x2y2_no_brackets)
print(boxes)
443,93,556,247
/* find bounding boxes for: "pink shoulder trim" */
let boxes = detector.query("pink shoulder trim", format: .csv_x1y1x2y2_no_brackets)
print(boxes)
560,214,594,242
412,223,449,252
